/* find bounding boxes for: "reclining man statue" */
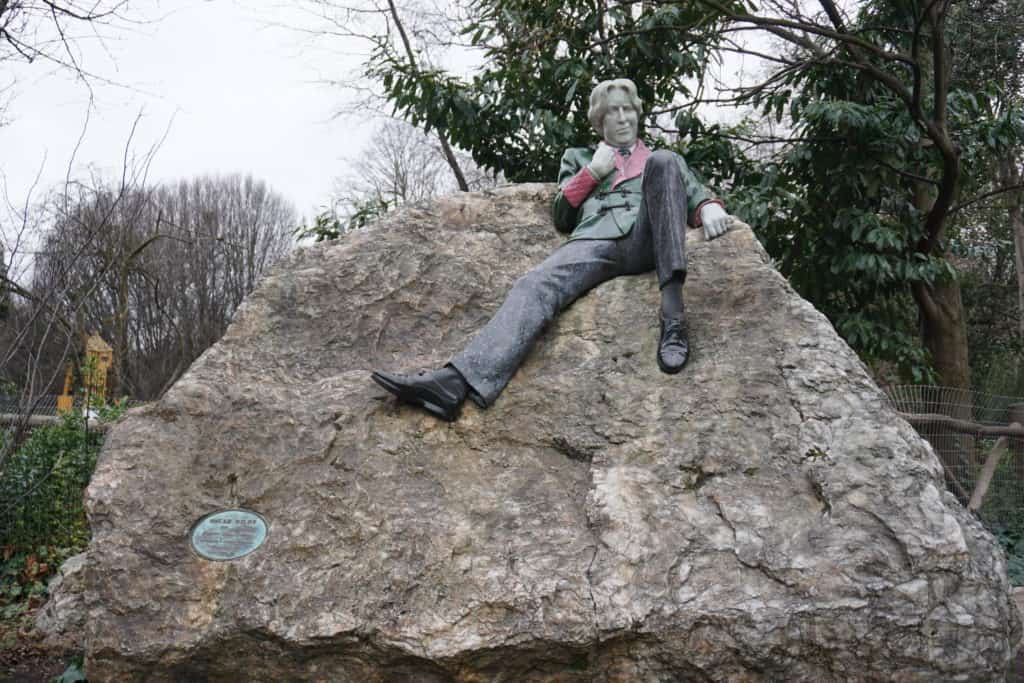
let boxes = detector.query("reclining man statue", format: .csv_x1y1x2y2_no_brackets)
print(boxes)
372,77,738,421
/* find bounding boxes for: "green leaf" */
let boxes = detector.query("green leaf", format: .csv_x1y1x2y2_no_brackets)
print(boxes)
564,78,579,106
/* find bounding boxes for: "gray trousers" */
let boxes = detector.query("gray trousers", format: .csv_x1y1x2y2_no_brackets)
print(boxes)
451,150,689,406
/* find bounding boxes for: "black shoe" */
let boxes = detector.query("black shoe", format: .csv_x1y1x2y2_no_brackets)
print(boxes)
657,313,690,374
371,366,469,421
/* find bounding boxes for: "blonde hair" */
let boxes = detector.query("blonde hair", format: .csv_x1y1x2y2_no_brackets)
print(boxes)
587,79,644,134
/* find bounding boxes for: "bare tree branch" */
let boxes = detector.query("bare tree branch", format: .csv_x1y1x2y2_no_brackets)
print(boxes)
384,0,468,191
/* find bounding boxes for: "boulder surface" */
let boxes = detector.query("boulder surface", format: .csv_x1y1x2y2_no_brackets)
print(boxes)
81,184,1019,681
35,551,87,652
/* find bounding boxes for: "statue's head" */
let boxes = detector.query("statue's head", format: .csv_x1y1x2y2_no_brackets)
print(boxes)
588,79,643,148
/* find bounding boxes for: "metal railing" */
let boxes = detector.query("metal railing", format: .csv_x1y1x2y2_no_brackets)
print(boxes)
887,385,1024,526
0,393,60,416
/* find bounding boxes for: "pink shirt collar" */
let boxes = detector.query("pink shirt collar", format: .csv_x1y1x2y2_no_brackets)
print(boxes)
611,140,651,189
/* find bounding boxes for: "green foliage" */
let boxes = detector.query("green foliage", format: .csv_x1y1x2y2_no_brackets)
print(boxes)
671,113,762,188
959,214,1024,396
970,345,1024,397
294,210,345,243
0,546,64,621
668,98,945,379
295,198,393,243
0,402,126,640
368,0,732,181
0,401,127,555
363,0,1024,386
366,0,975,381
731,0,1024,382
0,414,99,552
346,196,392,231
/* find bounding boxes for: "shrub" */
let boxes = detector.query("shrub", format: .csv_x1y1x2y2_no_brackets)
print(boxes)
0,402,125,554
0,545,61,621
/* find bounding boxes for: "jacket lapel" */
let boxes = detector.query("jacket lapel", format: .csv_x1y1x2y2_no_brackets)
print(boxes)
611,141,651,189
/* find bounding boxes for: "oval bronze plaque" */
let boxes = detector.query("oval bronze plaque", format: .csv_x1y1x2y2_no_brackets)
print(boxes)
190,509,268,561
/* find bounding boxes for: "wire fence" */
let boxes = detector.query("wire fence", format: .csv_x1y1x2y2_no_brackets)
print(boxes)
0,411,102,553
0,396,101,553
887,385,1024,529
0,394,60,417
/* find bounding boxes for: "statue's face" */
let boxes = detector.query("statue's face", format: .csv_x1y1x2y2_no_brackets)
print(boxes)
601,89,639,148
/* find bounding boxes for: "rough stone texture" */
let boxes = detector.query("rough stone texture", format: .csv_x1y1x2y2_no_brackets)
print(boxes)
79,184,1019,681
35,552,87,651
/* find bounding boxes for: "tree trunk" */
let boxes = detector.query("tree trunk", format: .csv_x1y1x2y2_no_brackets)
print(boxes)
0,244,7,319
912,180,971,391
385,0,469,192
909,182,976,496
912,278,971,389
911,276,976,501
111,263,130,400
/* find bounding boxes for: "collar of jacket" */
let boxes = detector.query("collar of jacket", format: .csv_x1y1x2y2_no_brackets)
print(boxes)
611,140,651,190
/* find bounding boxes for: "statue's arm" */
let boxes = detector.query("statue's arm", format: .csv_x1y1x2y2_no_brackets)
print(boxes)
552,148,595,234
677,154,734,239
675,155,719,226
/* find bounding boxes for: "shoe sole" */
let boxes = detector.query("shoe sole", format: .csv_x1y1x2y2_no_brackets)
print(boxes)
371,372,459,422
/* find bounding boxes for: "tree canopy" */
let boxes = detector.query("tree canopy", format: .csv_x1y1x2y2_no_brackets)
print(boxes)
363,0,1024,389
372,0,729,181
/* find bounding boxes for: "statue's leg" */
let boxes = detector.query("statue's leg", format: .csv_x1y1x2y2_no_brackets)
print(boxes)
450,238,621,406
621,149,691,373
622,149,688,286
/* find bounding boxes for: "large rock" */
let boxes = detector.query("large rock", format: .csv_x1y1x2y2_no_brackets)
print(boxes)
81,184,1019,681
35,551,88,651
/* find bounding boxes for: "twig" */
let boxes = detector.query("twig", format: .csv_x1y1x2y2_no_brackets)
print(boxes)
948,182,1024,216
899,411,1024,438
968,433,1015,512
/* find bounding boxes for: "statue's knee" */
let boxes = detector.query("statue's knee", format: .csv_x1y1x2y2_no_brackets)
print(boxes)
646,150,680,173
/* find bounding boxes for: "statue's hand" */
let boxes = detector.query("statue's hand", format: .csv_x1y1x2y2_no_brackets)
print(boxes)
700,203,734,240
588,142,616,179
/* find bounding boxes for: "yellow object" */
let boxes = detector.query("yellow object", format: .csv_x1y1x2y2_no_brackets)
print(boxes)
55,333,115,412
56,365,74,414
84,333,113,402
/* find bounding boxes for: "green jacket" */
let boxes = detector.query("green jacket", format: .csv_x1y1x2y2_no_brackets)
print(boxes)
551,145,716,240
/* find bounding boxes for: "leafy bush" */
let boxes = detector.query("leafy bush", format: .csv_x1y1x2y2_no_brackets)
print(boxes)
0,402,126,554
0,546,62,622
0,402,127,645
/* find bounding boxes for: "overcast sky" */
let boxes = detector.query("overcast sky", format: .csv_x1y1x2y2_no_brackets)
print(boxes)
2,1,373,226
